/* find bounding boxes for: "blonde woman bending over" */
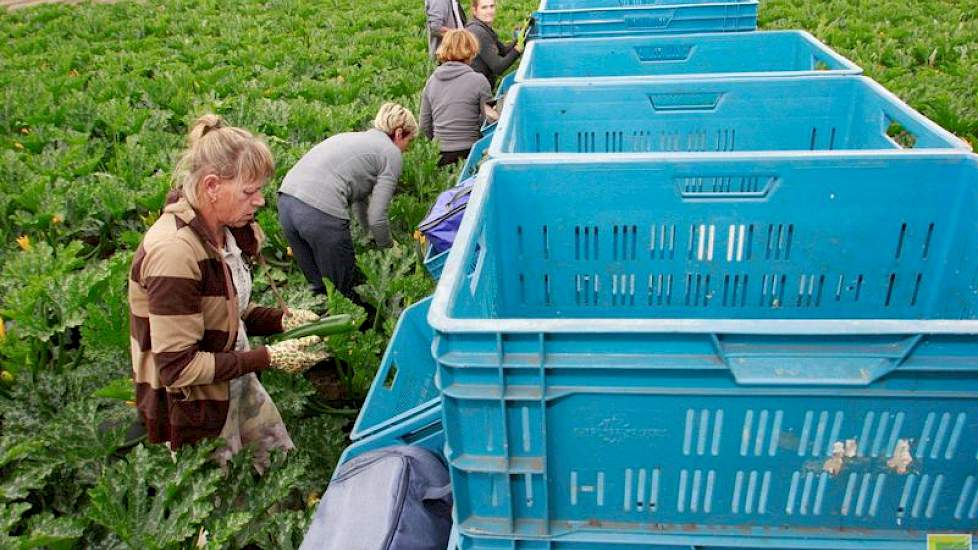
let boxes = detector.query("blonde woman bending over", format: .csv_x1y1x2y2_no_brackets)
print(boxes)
278,103,417,300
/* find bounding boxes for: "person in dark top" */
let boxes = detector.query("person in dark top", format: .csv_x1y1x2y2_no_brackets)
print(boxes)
465,0,523,90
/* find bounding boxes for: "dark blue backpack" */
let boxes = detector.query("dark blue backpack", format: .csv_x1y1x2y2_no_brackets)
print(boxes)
417,176,475,255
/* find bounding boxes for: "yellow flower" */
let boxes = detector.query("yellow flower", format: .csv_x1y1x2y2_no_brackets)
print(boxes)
0,317,5,341
52,215,63,225
15,235,30,251
412,230,426,245
286,246,293,257
13,142,23,150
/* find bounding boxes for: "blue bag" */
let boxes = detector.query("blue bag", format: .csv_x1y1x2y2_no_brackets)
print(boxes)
417,176,475,255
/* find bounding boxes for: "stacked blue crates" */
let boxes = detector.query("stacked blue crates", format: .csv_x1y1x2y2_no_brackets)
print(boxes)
530,0,758,40
427,4,772,279
426,30,862,279
421,2,978,549
431,154,978,549
335,2,978,548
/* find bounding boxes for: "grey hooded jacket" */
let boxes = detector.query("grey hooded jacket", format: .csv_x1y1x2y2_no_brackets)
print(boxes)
420,61,491,153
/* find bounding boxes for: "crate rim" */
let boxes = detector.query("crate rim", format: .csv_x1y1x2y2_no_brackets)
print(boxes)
517,29,862,84
428,152,978,336
535,0,758,16
488,75,972,158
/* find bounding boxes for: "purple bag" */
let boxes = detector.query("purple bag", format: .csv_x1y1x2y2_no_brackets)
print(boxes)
418,176,475,255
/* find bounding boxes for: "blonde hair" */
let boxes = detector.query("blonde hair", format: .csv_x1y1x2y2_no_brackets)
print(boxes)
174,114,275,208
437,29,480,63
373,102,418,138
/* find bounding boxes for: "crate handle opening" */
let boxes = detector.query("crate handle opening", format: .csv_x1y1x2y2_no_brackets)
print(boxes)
713,334,923,386
624,11,675,30
380,360,398,390
633,44,694,63
811,53,832,71
883,114,918,148
648,92,724,112
400,420,443,445
466,236,486,297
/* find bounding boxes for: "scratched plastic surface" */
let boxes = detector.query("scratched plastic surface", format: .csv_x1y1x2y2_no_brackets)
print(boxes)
531,0,757,39
428,155,978,546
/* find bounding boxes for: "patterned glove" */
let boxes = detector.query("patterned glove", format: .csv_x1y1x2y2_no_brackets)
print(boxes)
266,335,328,374
282,308,319,332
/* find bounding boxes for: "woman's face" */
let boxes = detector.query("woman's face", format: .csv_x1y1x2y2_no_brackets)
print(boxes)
213,176,266,228
474,0,495,24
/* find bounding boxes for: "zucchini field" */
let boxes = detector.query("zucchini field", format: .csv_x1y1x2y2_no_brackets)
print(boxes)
0,0,975,547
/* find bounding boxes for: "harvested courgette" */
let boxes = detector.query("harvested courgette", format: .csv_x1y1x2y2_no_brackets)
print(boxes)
271,314,357,343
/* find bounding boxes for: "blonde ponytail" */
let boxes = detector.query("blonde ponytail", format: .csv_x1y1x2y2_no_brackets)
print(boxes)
174,114,274,208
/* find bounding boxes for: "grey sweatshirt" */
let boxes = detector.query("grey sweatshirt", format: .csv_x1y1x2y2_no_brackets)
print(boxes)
420,62,491,153
279,129,401,247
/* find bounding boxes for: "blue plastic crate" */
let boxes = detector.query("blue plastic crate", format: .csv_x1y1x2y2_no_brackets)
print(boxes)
462,133,494,182
453,532,962,549
428,154,978,546
513,31,860,87
336,403,445,475
497,72,517,98
425,246,449,280
532,0,757,39
350,297,438,440
490,76,970,156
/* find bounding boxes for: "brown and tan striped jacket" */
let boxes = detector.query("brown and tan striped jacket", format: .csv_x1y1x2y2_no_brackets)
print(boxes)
129,194,283,448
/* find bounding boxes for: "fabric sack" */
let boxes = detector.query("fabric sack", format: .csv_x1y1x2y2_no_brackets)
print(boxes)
299,445,452,550
417,176,475,255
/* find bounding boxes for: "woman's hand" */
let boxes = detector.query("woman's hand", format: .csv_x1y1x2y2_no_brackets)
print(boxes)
282,308,319,331
267,335,328,374
483,104,500,122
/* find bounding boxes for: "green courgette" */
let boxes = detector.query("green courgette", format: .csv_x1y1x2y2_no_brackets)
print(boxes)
271,314,357,343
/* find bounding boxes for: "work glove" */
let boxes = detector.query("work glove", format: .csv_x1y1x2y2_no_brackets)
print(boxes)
267,335,328,374
282,308,319,331
515,17,531,52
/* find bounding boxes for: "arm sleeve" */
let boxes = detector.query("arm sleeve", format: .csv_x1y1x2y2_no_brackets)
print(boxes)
366,151,401,248
473,25,520,79
142,240,268,390
243,304,285,336
420,86,435,140
352,200,370,233
426,0,450,36
478,78,492,125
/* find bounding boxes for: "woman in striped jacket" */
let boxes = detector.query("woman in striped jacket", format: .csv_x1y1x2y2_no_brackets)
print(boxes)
129,115,325,469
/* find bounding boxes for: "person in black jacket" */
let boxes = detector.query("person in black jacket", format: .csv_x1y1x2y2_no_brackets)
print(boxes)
465,0,523,90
